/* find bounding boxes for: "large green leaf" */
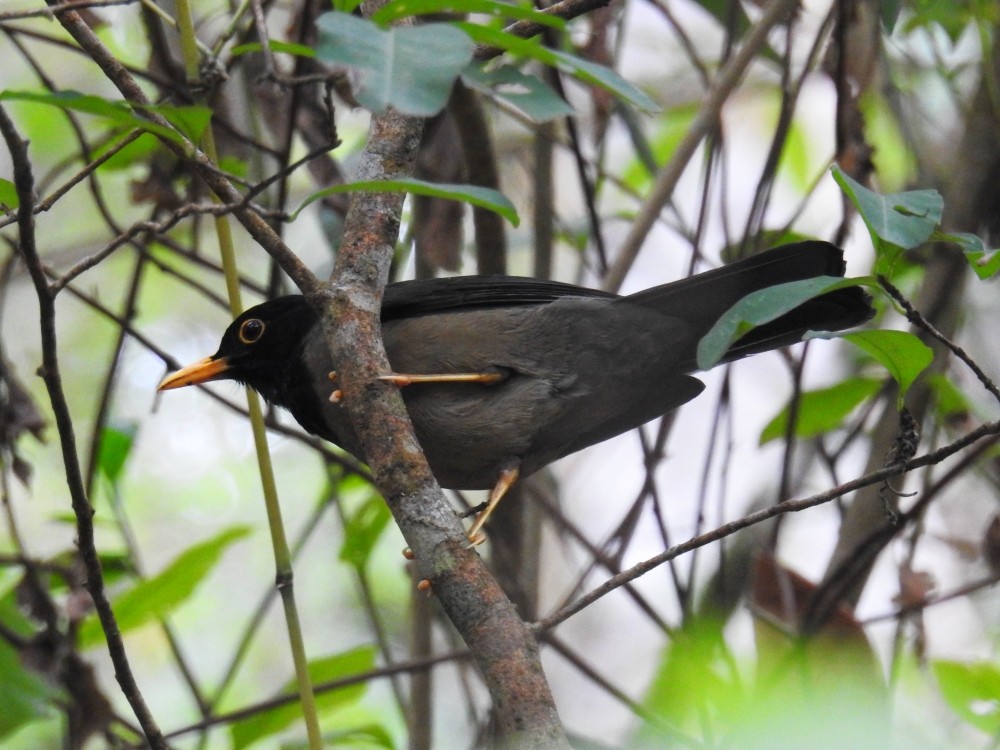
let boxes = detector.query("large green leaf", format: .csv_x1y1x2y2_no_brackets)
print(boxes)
0,639,58,741
0,90,210,146
859,91,916,192
454,23,659,113
831,164,942,256
638,618,737,734
936,230,1000,280
696,276,861,370
461,64,574,123
230,645,377,749
293,176,519,225
78,526,252,648
902,0,986,40
339,494,392,570
759,377,883,445
315,13,474,116
97,422,137,485
933,660,1000,734
927,373,974,421
839,329,933,409
92,132,161,172
0,178,18,210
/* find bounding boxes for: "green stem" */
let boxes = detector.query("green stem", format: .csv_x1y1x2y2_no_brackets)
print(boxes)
172,2,322,748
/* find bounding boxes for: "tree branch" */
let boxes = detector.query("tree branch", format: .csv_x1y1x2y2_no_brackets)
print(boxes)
0,102,168,750
308,4,569,745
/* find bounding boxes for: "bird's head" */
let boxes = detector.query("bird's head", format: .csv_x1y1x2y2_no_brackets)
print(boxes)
158,296,317,406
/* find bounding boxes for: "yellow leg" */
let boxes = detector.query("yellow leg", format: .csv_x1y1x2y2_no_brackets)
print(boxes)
466,465,520,546
379,371,505,387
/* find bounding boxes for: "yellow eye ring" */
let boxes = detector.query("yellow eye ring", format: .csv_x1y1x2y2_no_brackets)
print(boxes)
239,318,265,344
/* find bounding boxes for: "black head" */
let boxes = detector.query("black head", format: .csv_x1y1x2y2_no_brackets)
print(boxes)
158,296,318,407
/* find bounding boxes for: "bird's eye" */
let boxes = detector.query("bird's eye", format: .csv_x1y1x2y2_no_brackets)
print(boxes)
239,318,265,344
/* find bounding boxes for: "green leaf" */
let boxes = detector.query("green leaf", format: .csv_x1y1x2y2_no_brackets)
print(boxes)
0,90,210,147
139,102,212,143
461,64,574,123
639,618,737,733
696,276,859,370
322,724,395,748
315,13,474,116
230,646,377,750
927,373,973,421
839,329,933,409
622,103,697,191
293,176,519,225
778,115,813,194
879,0,904,31
0,178,19,210
0,580,37,638
339,494,392,570
689,0,752,38
902,0,984,41
454,23,659,113
831,164,942,263
933,660,1000,734
230,40,316,59
373,0,564,29
935,230,1000,280
219,155,250,179
0,638,59,741
92,132,161,171
759,377,883,445
859,92,916,192
97,422,137,484
1,90,129,118
78,526,252,648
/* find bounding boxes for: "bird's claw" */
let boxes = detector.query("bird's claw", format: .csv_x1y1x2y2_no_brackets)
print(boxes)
327,371,343,403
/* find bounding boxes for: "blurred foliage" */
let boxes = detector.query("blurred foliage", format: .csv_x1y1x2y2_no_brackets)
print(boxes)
1,0,1000,748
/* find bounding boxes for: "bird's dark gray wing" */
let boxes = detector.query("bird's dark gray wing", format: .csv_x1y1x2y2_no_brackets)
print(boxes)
381,275,618,321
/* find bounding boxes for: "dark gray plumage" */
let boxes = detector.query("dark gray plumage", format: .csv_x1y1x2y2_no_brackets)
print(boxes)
159,240,873,516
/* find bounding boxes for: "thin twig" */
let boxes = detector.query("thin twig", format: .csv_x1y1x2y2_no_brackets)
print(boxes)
161,650,469,741
602,0,800,292
535,414,1000,633
880,274,1000,405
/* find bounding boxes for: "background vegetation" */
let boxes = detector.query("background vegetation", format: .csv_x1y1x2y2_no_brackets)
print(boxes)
2,0,1000,748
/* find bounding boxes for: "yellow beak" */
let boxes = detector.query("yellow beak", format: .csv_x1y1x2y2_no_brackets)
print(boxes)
158,356,230,391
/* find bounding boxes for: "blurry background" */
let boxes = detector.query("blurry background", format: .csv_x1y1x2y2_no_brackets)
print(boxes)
2,0,1000,748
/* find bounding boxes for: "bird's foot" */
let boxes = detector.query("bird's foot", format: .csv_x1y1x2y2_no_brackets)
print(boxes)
464,465,520,548
460,502,489,519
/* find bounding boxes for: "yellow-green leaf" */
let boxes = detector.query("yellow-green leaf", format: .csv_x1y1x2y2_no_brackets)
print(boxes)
78,526,252,648
841,329,933,409
760,377,883,445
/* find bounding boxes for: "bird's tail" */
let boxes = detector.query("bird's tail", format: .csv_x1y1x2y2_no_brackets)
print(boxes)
624,240,874,369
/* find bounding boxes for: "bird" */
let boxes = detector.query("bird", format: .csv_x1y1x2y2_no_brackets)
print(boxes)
158,240,873,542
